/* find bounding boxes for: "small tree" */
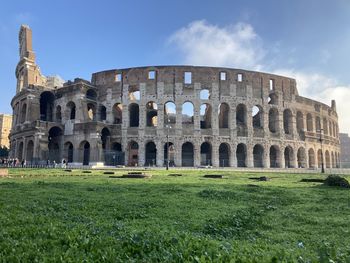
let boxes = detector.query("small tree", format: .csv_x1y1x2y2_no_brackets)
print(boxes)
0,146,9,158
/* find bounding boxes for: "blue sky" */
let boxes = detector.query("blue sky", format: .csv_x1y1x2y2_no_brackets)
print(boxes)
1,0,350,133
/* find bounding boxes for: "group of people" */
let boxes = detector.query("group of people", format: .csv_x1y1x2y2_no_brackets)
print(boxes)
0,158,68,168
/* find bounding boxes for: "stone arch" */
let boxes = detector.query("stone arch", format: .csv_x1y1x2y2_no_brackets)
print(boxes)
128,86,140,101
297,147,306,168
200,89,210,100
86,89,97,100
325,150,330,168
200,142,212,166
145,141,157,166
129,103,139,127
200,103,212,129
308,148,315,168
164,101,176,124
99,105,107,121
218,103,229,128
323,118,328,135
270,145,280,168
79,141,90,165
164,142,175,167
268,93,278,105
55,105,62,122
48,126,63,163
284,146,294,168
113,103,122,124
253,144,264,168
283,109,293,134
182,102,194,124
128,141,139,166
26,140,34,163
146,101,158,127
40,91,55,121
219,143,230,167
66,101,76,120
236,143,246,167
252,105,263,128
101,127,111,151
64,141,74,163
236,104,247,136
87,103,96,121
20,103,27,123
307,113,313,132
269,108,279,133
182,142,194,167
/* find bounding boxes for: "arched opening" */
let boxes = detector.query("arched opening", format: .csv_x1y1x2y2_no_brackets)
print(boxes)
17,142,24,160
113,103,123,124
284,146,294,168
56,106,62,122
269,108,279,133
315,116,321,132
182,142,194,167
253,144,264,168
48,127,63,163
323,118,328,135
325,150,330,168
307,114,313,132
297,147,306,168
99,105,107,121
200,104,212,129
236,143,246,167
86,89,97,100
182,102,194,124
308,148,315,168
146,102,158,127
164,102,176,124
111,142,123,165
87,103,96,121
252,105,263,128
329,122,333,137
26,140,34,163
20,104,27,123
128,141,139,166
129,103,139,127
200,142,212,166
64,142,74,163
218,103,229,128
236,104,247,136
317,149,323,168
200,89,210,100
128,86,140,101
101,127,111,151
270,145,280,168
268,93,278,105
80,141,90,165
40,91,55,121
66,101,76,120
145,141,157,166
164,142,175,167
219,143,230,167
283,109,293,135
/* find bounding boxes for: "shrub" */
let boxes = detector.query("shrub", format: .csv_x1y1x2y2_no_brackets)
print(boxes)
324,175,350,188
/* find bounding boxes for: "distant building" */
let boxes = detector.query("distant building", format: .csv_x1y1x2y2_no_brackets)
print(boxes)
340,133,350,168
0,114,12,148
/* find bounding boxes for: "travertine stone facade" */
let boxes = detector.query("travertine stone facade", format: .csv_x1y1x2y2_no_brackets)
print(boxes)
9,25,341,168
0,114,12,148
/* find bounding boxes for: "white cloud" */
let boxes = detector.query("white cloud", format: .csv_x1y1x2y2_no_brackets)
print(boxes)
168,20,350,135
168,20,264,70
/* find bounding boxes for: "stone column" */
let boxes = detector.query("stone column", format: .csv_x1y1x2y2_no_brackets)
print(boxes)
156,141,164,167
246,143,254,168
230,143,237,167
194,141,200,167
138,140,145,167
174,141,182,167
280,146,285,168
263,144,269,168
212,142,219,167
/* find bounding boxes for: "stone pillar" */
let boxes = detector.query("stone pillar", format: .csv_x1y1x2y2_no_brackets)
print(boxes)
174,141,182,167
293,147,298,168
230,143,237,167
156,141,163,167
263,144,269,168
138,140,145,167
230,106,237,138
157,103,164,130
212,142,219,167
246,144,253,168
280,146,285,168
194,141,200,167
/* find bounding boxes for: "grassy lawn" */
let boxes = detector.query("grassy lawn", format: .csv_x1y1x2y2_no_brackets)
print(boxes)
0,169,349,262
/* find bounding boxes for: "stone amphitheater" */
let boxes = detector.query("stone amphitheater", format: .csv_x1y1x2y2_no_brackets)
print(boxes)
9,25,340,168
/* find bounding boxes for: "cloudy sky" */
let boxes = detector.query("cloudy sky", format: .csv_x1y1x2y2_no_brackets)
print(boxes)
1,0,350,134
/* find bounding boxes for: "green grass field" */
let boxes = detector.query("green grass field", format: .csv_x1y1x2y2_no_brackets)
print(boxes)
0,169,349,262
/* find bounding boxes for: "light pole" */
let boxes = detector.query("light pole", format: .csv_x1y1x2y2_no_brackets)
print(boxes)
317,128,325,173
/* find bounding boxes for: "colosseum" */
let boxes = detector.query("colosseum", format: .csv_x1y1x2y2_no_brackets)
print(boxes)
9,25,341,169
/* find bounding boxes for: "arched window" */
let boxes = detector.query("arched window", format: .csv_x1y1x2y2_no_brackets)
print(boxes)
218,103,229,128
283,109,293,134
146,102,158,127
182,102,194,124
113,103,122,124
252,105,263,128
164,102,176,124
269,108,279,133
129,103,139,127
200,104,211,129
